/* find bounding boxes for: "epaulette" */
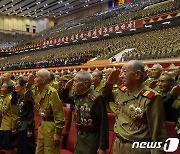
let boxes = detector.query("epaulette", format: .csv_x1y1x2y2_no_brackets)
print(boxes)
118,84,128,93
88,93,97,101
140,90,155,99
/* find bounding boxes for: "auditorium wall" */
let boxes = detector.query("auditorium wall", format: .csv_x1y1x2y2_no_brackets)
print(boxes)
0,15,55,33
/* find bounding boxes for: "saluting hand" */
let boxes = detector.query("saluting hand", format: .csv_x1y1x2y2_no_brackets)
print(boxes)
107,69,120,85
65,79,74,89
170,84,180,96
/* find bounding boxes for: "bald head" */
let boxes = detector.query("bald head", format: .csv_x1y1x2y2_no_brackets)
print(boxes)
120,60,145,91
151,64,162,79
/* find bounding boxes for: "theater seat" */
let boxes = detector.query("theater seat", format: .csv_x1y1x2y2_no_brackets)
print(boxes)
61,107,72,148
165,121,180,154
60,115,76,154
34,107,43,142
107,113,116,154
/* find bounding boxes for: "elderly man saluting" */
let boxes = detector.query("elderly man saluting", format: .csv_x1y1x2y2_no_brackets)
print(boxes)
35,68,65,154
60,71,109,154
102,60,167,154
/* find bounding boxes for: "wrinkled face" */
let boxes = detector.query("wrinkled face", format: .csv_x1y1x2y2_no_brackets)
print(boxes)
0,83,9,95
92,72,101,87
120,63,136,88
35,74,45,88
151,67,161,79
73,74,87,95
157,75,173,93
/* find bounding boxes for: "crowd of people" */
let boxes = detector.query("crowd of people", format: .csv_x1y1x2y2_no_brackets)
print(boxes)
15,0,179,47
1,26,179,70
0,61,179,154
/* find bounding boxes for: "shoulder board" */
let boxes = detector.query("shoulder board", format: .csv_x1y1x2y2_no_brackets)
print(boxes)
88,93,97,102
140,90,155,99
118,84,128,93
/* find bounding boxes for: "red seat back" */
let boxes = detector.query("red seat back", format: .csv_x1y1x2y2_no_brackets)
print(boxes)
165,121,180,154
61,107,72,148
65,114,76,152
107,113,116,154
34,107,42,142
62,107,72,134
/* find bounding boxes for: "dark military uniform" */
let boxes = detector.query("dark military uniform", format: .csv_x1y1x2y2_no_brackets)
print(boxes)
102,84,167,154
161,92,178,122
11,91,36,154
61,88,109,154
35,84,65,154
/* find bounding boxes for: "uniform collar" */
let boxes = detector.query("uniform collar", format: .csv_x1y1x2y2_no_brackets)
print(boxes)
128,84,145,98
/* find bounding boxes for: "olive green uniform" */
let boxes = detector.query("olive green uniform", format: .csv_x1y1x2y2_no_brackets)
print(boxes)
102,84,167,154
143,78,160,92
0,93,18,130
49,80,59,91
61,88,109,154
35,84,65,154
92,79,115,113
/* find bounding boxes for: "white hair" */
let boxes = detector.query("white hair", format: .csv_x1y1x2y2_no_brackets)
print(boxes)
37,69,50,81
152,64,163,70
77,71,92,87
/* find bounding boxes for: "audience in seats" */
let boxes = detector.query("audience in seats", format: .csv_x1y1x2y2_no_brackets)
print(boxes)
1,26,180,71
0,61,179,153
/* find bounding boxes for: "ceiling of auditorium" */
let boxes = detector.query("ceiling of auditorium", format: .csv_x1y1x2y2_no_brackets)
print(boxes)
0,0,109,19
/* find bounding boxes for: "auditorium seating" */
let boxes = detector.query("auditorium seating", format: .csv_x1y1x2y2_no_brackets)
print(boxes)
107,113,116,154
61,107,72,148
165,121,180,154
60,115,76,154
60,113,116,154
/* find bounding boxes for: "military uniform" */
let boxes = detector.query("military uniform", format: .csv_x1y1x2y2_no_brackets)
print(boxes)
35,84,65,154
102,84,167,154
143,78,160,92
161,92,178,122
11,90,36,154
0,93,18,150
92,79,115,113
61,88,109,154
49,80,59,91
